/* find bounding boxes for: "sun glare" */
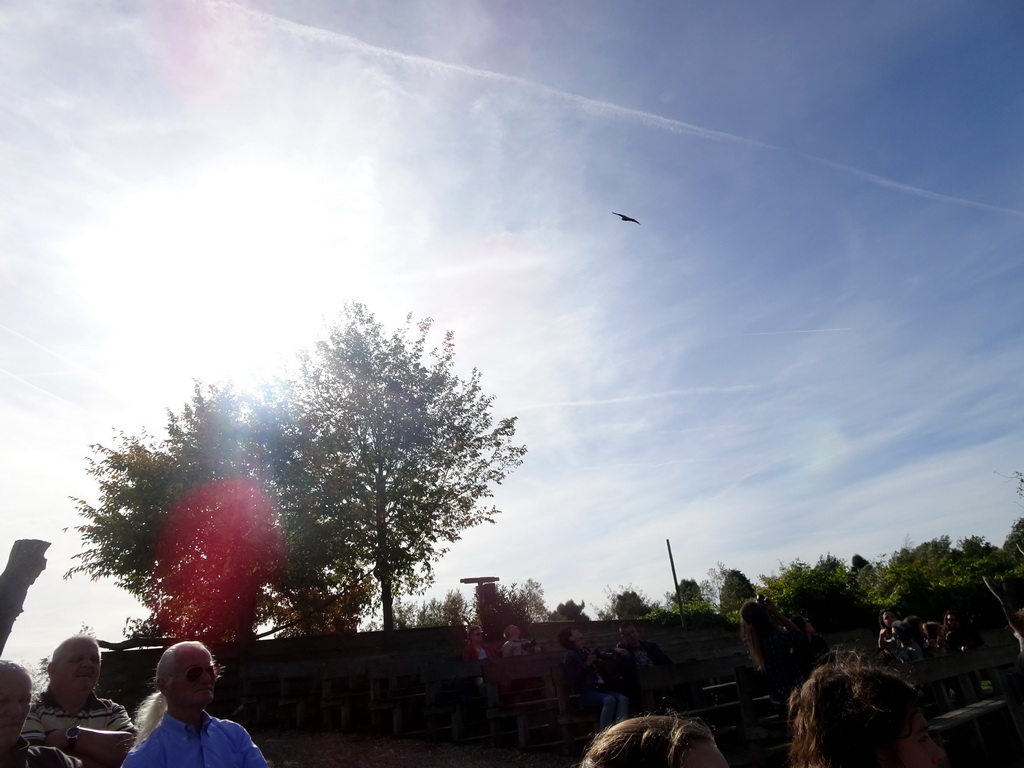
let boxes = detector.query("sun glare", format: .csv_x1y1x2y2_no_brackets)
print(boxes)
63,155,390,386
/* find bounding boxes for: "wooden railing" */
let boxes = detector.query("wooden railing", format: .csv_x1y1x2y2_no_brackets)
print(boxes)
97,630,1024,767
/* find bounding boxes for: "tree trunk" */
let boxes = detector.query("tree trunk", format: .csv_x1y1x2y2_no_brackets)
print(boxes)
381,577,394,632
0,539,50,656
984,574,1024,657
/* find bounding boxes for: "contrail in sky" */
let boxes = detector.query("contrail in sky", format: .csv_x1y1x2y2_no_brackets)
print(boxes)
519,385,758,411
0,367,82,408
0,323,97,378
212,1,1024,220
741,328,851,336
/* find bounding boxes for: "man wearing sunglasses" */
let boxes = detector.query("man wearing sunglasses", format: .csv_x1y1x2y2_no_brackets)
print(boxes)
123,641,267,768
22,635,135,768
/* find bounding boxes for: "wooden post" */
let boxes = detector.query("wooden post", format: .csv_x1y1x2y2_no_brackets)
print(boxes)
666,539,686,629
0,539,50,656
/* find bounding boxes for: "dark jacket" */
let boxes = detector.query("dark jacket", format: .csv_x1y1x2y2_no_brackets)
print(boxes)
614,639,672,668
563,648,607,695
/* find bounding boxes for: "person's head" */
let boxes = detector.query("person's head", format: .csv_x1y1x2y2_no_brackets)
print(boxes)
155,641,219,717
619,622,641,648
467,625,484,646
503,624,521,641
580,715,726,768
879,609,899,630
47,634,101,697
788,655,944,768
558,626,583,650
891,621,914,645
922,621,943,644
0,661,32,751
942,610,965,631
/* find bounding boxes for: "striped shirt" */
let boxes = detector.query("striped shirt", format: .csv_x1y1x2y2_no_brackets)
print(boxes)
22,690,136,743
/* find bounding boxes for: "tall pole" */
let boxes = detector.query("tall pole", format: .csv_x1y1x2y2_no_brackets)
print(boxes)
666,539,685,629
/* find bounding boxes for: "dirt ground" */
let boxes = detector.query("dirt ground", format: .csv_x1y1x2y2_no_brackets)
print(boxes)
255,731,580,768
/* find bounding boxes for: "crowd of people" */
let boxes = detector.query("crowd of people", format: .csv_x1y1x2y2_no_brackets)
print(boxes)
1,634,267,768
877,608,984,662
3,606,986,768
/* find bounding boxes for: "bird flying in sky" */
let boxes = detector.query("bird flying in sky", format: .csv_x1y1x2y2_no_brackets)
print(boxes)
612,212,640,224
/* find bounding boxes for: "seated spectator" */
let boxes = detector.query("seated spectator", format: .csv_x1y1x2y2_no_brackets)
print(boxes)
1,660,81,767
739,598,806,715
788,654,945,768
943,609,983,652
790,616,830,677
558,626,629,731
922,621,946,656
500,624,541,657
876,608,901,660
579,714,728,768
613,622,671,711
22,635,135,768
124,641,267,768
887,621,925,663
461,625,499,661
903,615,927,650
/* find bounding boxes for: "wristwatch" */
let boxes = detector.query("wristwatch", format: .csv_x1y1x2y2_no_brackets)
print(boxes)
65,725,80,752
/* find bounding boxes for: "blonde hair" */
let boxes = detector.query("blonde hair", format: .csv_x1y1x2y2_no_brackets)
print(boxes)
132,641,213,746
580,715,715,768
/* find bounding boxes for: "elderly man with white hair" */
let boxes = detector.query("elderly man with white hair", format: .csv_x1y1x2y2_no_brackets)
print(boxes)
124,641,267,768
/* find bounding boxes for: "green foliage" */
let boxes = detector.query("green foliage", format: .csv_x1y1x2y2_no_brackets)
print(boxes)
68,385,302,641
69,303,526,637
394,589,471,629
664,579,704,610
550,599,590,622
640,600,731,630
1003,513,1024,568
294,304,526,630
719,569,755,616
392,578,546,637
476,581,548,639
860,535,1012,626
758,554,872,631
597,585,653,621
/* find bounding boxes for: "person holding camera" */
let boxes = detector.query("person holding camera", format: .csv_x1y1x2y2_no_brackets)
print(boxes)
740,596,806,716
501,625,541,657
558,627,629,731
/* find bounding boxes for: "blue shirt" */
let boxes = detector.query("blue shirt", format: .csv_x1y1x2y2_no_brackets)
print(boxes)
122,712,267,768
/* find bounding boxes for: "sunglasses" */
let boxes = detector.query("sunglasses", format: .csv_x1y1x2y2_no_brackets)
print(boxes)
183,664,220,682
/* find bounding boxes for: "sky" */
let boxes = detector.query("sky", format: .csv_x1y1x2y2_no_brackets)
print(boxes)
2,1,1023,663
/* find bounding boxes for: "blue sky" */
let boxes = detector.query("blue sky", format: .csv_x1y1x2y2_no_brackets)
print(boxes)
2,1,1023,662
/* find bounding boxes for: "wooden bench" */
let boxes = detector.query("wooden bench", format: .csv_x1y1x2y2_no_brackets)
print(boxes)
239,660,321,728
420,659,485,743
367,657,427,736
482,654,560,749
900,643,1024,763
320,658,371,732
551,661,601,755
636,655,786,767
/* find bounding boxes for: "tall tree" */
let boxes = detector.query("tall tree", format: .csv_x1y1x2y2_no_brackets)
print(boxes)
294,303,525,631
68,385,298,641
69,304,524,637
